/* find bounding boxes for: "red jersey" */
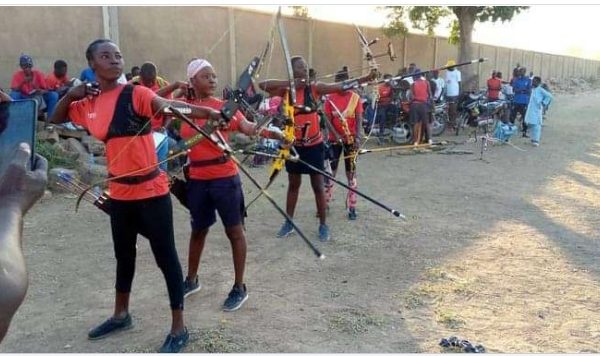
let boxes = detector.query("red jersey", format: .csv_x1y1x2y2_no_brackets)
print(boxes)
293,85,322,146
411,79,430,103
68,85,169,201
179,97,243,180
129,78,171,130
378,84,393,105
11,69,48,95
324,91,363,144
487,77,502,100
46,72,69,90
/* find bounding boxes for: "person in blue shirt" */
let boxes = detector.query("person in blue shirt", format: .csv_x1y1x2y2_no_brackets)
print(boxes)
510,67,532,137
524,76,553,147
79,66,96,83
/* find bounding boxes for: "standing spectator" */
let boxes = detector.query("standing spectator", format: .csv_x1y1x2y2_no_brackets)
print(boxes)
524,76,553,146
376,74,396,145
9,55,59,119
487,70,502,101
444,59,461,129
409,71,432,145
431,70,445,102
511,67,532,137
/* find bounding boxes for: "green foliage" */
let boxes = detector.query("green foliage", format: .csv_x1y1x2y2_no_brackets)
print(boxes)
289,6,309,18
382,6,528,43
36,138,78,170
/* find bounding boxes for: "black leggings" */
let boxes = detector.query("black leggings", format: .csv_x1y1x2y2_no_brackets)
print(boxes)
109,194,184,310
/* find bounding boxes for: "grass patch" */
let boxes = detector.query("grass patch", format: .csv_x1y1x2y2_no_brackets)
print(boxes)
435,309,465,330
36,138,78,170
329,309,386,334
187,326,244,353
403,290,425,309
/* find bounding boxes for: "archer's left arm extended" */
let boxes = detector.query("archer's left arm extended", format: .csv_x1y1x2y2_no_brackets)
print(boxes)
314,69,377,96
151,97,222,122
237,114,287,142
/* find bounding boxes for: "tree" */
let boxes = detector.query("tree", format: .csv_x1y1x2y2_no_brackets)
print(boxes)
382,6,528,88
289,6,309,18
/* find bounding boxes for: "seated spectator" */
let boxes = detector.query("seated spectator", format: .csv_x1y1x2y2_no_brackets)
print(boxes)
79,66,96,83
46,60,73,98
131,65,140,78
9,55,59,119
130,62,169,91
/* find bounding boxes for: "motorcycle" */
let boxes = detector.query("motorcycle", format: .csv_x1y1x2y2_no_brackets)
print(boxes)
455,91,508,136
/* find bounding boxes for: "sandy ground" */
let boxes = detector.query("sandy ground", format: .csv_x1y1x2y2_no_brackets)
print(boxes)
2,90,600,353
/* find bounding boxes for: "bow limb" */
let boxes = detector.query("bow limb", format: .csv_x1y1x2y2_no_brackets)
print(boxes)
170,106,324,259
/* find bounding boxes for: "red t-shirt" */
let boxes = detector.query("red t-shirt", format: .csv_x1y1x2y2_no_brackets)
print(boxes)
411,79,430,103
293,85,322,146
46,72,69,90
129,79,172,130
178,97,243,180
11,69,48,95
378,84,393,105
324,91,363,144
487,77,502,100
68,85,169,201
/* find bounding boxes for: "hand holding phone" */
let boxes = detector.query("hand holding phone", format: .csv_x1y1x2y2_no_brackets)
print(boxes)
0,143,48,214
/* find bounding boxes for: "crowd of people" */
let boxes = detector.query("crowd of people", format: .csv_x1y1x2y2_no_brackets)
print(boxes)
0,40,555,353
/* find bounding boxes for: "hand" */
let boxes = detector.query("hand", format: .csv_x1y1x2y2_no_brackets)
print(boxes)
366,68,378,81
66,82,100,101
174,81,189,90
0,143,48,214
280,134,295,149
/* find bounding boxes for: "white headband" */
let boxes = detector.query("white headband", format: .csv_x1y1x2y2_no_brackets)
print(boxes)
187,59,212,79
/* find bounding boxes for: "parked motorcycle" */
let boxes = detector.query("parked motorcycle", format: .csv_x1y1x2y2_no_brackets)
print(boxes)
455,91,508,136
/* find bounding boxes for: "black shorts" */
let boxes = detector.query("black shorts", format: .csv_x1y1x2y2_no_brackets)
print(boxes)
285,142,325,175
187,174,245,231
409,102,430,124
327,143,356,173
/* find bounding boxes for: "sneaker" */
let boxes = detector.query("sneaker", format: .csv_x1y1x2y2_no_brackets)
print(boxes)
159,327,189,353
88,314,133,340
318,224,330,242
428,139,433,145
183,276,202,298
223,284,248,312
532,141,539,147
348,208,357,221
276,220,294,238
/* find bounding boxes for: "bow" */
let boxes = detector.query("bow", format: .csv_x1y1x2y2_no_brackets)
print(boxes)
245,7,299,210
169,106,324,259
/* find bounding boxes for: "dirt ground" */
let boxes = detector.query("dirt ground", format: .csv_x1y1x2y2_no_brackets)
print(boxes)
2,90,600,353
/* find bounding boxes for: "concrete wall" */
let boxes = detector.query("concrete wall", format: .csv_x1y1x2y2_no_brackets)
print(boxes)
0,6,103,88
1,5,599,92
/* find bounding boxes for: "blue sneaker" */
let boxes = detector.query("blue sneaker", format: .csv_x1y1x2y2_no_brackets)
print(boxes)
159,327,189,353
223,284,249,312
276,220,294,238
183,276,202,298
318,224,330,242
348,208,357,220
88,314,133,340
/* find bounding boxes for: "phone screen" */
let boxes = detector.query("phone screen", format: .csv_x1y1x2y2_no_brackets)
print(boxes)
0,99,38,173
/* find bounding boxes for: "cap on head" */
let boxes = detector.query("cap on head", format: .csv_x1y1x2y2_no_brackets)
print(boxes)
187,58,212,79
445,59,456,67
19,54,33,67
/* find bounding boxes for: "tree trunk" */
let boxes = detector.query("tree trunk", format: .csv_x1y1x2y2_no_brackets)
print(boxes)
454,7,477,91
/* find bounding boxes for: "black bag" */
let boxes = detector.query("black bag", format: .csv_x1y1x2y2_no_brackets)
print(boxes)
170,175,189,209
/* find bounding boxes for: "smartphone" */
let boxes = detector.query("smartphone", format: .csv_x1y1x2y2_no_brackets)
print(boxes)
0,99,38,174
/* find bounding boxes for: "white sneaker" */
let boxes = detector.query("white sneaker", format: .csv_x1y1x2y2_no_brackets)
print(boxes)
532,142,539,147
